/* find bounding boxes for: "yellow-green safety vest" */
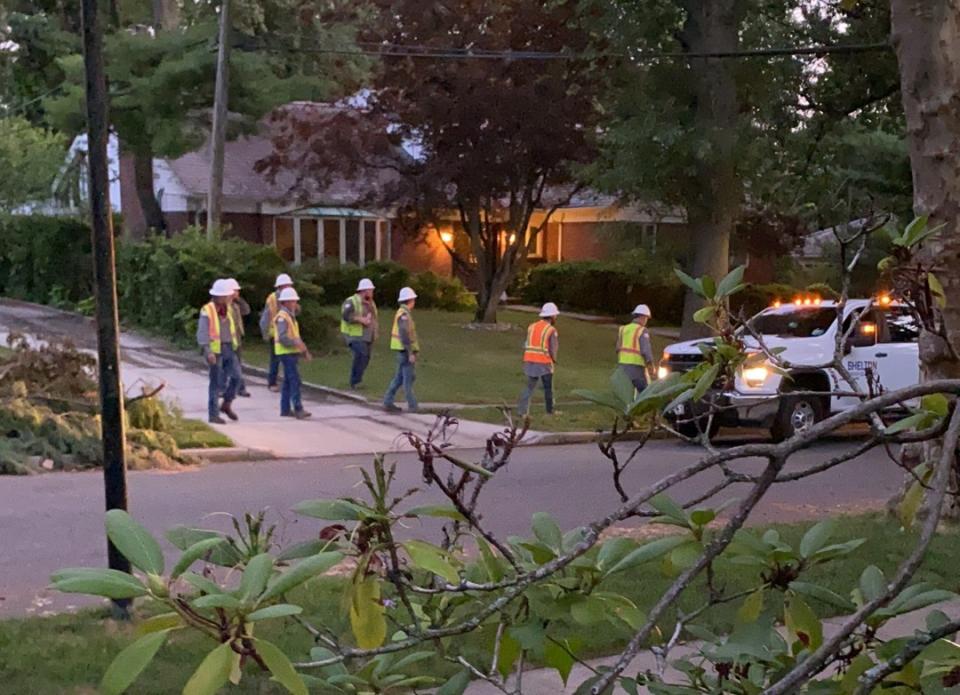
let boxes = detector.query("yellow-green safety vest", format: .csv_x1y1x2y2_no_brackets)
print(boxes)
201,302,237,355
265,292,279,339
390,306,419,352
617,323,646,366
272,309,301,356
340,294,378,338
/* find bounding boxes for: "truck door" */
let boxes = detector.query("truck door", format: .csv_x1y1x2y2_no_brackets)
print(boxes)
840,309,882,405
873,306,920,405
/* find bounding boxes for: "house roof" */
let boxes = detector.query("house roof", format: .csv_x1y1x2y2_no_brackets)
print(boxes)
164,102,399,210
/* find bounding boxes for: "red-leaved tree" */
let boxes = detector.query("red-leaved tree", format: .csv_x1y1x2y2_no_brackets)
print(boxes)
256,0,608,323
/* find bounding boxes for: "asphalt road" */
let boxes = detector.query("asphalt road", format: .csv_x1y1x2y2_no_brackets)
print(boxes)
0,438,902,617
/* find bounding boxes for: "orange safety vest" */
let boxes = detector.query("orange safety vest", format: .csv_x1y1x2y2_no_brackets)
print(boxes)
201,302,236,355
523,320,556,365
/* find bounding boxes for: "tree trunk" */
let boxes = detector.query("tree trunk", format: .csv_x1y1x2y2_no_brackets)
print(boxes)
890,0,960,517
132,148,165,235
207,0,231,239
678,0,740,340
151,0,179,30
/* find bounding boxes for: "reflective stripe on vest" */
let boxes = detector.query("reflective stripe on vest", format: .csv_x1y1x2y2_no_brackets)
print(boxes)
523,320,556,364
340,294,376,338
617,323,646,366
202,302,236,355
390,306,419,352
266,292,279,338
272,310,301,355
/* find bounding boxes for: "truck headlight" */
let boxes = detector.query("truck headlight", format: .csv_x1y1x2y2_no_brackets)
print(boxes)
742,365,770,388
657,365,670,380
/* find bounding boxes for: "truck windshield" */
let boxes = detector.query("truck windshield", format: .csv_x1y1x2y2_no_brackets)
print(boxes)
750,308,837,338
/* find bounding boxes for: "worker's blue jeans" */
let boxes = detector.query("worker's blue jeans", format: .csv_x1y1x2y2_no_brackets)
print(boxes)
219,346,248,394
517,373,554,415
620,364,648,393
348,340,371,387
267,340,280,387
279,354,303,416
383,350,417,411
209,345,240,420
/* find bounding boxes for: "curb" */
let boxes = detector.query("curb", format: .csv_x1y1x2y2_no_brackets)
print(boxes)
181,446,275,462
521,429,672,446
242,365,369,404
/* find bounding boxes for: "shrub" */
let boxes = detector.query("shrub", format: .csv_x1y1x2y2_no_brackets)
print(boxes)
0,215,93,306
296,260,412,308
410,271,476,311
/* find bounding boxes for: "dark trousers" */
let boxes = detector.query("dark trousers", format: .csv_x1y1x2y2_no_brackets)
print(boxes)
621,365,648,393
517,373,554,415
220,346,248,394
209,345,240,420
383,351,417,410
348,340,372,387
279,354,303,415
267,340,280,387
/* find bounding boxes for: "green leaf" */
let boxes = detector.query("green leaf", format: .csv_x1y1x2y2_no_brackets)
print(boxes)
650,495,688,525
799,519,836,559
597,538,637,572
898,479,925,530
172,537,227,579
737,590,764,624
700,275,717,299
604,535,688,576
105,510,165,576
49,568,148,599
545,639,575,685
689,509,715,527
101,629,171,695
497,630,521,678
670,542,701,570
716,265,746,298
239,554,275,602
276,540,338,562
349,577,386,649
860,565,887,603
692,364,720,402
135,612,185,636
789,581,855,612
403,505,466,521
436,669,471,695
292,499,368,521
247,604,303,622
183,642,234,695
611,367,639,406
883,412,926,435
840,653,874,693
403,540,460,584
261,552,342,602
181,572,225,596
929,272,947,309
571,596,608,625
693,306,716,325
166,527,242,567
785,595,823,651
572,387,628,413
475,536,505,583
674,268,704,296
192,594,241,610
532,513,563,551
921,393,949,417
256,638,308,695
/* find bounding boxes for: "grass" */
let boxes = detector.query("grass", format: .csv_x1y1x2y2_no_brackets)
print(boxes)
245,308,670,426
2,514,958,693
171,417,234,449
450,403,627,432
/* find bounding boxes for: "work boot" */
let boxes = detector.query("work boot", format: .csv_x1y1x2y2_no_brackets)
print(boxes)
294,410,312,420
238,390,252,398
220,401,239,421
384,404,402,413
268,384,280,393
280,412,294,418
209,415,226,425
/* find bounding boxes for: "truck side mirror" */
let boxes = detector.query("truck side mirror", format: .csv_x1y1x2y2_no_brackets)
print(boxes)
845,322,877,351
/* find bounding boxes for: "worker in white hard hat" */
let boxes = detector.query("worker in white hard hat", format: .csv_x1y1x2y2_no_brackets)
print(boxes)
618,304,655,392
271,287,312,419
383,287,419,413
197,279,241,424
260,272,295,392
517,302,560,416
341,277,379,390
224,278,251,398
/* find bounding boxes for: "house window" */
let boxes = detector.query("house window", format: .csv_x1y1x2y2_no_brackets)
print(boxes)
274,218,295,262
641,223,658,251
300,219,319,260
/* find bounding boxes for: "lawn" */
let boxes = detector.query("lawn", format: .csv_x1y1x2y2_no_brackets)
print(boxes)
171,418,233,449
2,514,957,693
245,308,671,416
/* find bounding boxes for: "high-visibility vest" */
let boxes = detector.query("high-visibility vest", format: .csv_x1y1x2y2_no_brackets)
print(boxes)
390,306,419,352
523,320,556,365
341,294,378,338
201,302,236,355
229,302,244,348
617,323,647,366
265,292,279,338
272,309,301,356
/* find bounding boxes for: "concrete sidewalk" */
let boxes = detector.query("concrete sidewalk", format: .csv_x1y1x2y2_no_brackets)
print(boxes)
0,300,521,459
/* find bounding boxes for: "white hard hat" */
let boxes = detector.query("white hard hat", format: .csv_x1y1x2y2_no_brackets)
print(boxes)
398,287,418,303
278,287,300,302
539,302,560,318
225,278,241,292
209,279,233,297
357,278,375,291
632,304,652,317
275,273,294,288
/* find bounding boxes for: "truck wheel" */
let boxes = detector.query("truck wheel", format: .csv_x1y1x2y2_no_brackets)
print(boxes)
771,395,824,442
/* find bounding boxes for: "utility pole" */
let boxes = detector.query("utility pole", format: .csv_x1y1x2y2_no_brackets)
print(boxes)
207,0,230,239
80,0,131,615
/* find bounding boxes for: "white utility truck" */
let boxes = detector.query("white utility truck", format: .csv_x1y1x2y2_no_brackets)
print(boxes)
659,297,920,440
